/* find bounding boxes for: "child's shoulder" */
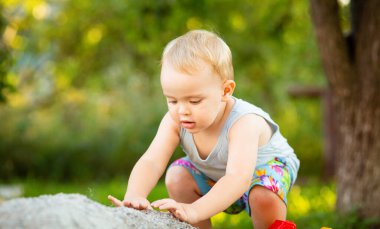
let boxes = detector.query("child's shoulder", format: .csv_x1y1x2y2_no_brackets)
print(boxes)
231,97,268,119
233,97,262,110
160,112,181,133
229,97,275,134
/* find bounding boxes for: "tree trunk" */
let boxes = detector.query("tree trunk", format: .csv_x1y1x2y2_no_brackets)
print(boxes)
310,0,380,220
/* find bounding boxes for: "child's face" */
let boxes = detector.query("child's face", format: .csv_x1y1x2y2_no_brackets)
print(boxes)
161,60,227,133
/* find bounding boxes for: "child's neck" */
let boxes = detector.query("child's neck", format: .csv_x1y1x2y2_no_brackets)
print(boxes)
199,96,234,136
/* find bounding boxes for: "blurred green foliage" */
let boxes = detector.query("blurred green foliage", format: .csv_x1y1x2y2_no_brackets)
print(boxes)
0,3,13,102
1,0,325,181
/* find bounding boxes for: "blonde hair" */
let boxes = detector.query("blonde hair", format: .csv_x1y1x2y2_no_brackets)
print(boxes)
162,30,234,80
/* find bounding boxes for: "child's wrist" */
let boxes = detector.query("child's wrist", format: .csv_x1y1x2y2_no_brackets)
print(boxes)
124,192,146,199
187,203,201,223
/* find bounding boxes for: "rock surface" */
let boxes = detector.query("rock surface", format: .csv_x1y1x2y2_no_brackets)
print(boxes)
0,193,196,229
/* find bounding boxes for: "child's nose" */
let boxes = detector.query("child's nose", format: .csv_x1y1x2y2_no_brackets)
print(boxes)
178,104,190,115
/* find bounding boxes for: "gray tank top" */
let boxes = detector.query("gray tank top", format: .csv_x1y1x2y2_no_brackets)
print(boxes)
179,97,300,184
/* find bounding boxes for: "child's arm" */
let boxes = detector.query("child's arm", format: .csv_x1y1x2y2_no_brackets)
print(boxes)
108,112,180,209
152,114,267,223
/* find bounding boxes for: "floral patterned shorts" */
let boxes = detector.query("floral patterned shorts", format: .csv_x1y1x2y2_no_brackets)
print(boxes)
169,157,293,215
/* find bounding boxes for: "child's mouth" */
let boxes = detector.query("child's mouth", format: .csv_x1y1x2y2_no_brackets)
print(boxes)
181,121,195,129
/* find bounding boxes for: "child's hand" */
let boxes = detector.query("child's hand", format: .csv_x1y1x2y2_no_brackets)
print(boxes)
108,195,152,210
151,198,199,224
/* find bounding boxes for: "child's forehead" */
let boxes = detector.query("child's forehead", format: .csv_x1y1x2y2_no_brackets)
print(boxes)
161,61,223,93
161,58,219,79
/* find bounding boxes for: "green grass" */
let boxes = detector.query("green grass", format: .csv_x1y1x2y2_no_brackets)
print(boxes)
3,178,378,229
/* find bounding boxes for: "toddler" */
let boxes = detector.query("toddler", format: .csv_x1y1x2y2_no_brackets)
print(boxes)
108,30,300,229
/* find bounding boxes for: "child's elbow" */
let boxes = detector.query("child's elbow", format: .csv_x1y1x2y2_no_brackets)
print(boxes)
239,172,254,191
242,177,252,190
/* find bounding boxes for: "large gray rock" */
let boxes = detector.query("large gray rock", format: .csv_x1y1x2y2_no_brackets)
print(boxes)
0,193,196,229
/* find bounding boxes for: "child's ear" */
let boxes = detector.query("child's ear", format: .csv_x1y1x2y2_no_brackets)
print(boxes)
222,80,236,101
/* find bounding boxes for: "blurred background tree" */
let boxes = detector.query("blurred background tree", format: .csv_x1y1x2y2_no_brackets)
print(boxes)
311,0,380,222
0,0,324,181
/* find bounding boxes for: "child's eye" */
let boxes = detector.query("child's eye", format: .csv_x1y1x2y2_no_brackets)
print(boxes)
190,100,201,104
168,100,177,104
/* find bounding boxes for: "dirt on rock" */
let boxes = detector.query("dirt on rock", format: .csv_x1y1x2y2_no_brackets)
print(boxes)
0,193,196,229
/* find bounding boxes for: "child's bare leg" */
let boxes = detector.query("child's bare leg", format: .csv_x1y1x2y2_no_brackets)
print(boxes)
249,186,286,229
165,166,212,229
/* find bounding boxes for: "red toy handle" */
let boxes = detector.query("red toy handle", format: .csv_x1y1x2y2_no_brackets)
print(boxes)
268,220,296,229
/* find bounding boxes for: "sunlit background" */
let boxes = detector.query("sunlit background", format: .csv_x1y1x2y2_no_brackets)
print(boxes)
1,0,356,228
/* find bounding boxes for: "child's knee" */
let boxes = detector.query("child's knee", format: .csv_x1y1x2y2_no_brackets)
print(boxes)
248,186,284,211
165,166,193,189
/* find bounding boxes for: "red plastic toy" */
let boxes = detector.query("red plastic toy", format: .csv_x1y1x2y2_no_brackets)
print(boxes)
268,220,296,229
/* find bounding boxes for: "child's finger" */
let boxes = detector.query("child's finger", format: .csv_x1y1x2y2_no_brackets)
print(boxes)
128,200,146,210
152,199,179,212
157,201,178,211
174,209,184,220
122,198,132,206
151,198,174,208
108,195,122,206
130,200,141,209
139,201,152,210
108,195,123,207
122,200,132,208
